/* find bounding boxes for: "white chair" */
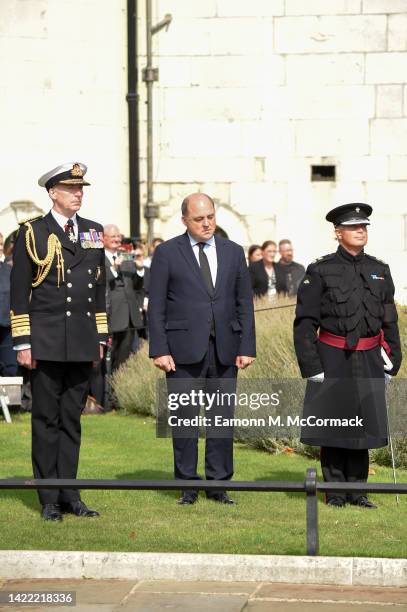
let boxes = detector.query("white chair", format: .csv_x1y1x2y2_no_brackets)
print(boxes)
0,377,23,423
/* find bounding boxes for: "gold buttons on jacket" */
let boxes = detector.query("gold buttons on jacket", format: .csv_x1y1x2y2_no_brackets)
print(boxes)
67,297,72,303
87,312,91,317
67,269,71,275
88,297,92,302
88,269,92,274
88,283,93,288
66,311,71,316
67,282,72,288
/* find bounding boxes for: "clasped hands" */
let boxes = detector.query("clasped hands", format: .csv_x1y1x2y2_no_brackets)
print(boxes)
153,354,255,372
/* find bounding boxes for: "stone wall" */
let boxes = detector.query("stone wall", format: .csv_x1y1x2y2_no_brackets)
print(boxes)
1,0,406,299
0,0,128,233
140,0,407,300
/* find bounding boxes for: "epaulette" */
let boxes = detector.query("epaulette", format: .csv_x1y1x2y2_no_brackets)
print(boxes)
364,253,387,266
312,253,336,264
18,214,43,226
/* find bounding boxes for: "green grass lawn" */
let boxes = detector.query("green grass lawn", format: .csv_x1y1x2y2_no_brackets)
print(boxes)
0,412,406,558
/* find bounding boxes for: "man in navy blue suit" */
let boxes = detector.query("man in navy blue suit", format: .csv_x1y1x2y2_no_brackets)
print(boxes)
149,193,256,505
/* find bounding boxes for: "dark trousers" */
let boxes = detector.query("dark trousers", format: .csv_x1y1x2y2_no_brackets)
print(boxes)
167,338,237,488
89,360,105,406
320,446,369,503
0,326,18,376
31,360,92,505
111,328,135,372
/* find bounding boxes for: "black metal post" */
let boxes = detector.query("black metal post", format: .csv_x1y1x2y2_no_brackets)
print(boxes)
1,476,407,557
305,467,319,556
126,0,140,238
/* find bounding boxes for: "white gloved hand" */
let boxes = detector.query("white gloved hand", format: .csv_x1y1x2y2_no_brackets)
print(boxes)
384,373,392,384
308,372,324,383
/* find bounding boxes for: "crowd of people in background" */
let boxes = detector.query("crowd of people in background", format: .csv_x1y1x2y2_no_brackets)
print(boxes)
0,231,18,377
0,223,304,409
248,239,305,300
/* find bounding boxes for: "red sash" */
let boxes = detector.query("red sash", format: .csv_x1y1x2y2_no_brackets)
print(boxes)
319,329,391,355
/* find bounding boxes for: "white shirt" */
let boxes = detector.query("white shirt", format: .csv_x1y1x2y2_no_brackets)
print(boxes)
105,250,117,266
51,209,78,239
104,249,120,279
188,233,217,286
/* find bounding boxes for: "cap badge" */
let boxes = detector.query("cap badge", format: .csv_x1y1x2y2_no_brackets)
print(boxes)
71,163,84,178
355,207,360,213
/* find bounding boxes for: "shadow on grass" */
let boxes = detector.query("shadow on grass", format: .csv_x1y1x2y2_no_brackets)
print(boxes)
252,467,325,502
0,475,38,512
117,470,179,500
116,467,325,503
249,469,309,500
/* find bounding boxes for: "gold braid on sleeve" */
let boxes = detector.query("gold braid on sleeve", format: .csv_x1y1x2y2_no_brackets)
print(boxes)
24,222,65,287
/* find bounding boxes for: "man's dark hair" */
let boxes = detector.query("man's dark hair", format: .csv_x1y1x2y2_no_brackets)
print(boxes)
278,239,292,248
132,240,145,251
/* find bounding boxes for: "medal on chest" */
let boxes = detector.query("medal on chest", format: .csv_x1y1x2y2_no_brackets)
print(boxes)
79,229,104,249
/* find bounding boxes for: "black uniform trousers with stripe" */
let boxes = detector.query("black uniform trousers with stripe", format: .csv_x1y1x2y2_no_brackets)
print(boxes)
31,360,93,505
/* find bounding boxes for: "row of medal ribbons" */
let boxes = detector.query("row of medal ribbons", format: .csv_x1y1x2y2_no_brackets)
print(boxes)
79,230,104,249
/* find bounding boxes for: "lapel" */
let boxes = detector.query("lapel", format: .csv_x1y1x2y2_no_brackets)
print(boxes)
177,231,202,279
67,215,89,269
176,232,228,298
44,211,76,255
213,234,227,296
177,232,214,296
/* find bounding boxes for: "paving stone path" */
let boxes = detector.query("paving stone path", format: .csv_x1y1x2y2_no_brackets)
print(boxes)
1,579,407,611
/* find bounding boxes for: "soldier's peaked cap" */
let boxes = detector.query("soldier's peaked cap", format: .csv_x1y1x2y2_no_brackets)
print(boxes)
38,162,90,191
326,203,372,226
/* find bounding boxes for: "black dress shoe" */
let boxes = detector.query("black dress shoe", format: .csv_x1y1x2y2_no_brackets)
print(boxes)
42,504,63,521
350,496,377,509
208,492,236,504
326,496,346,507
60,500,100,517
177,492,198,505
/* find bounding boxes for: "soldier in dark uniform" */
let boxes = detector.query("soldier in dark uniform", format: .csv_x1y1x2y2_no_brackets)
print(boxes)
10,162,108,521
294,203,402,508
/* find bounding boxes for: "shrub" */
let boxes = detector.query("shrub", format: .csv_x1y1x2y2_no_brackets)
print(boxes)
371,440,407,470
112,342,161,416
112,302,407,465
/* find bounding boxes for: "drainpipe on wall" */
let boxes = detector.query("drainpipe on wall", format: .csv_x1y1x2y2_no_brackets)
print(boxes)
143,0,172,245
126,0,140,238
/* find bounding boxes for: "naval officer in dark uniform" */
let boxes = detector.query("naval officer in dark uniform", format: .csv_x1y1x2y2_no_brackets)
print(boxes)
10,162,108,521
294,203,402,508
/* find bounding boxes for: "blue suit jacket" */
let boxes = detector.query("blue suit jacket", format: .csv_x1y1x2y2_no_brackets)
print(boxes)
148,232,256,365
